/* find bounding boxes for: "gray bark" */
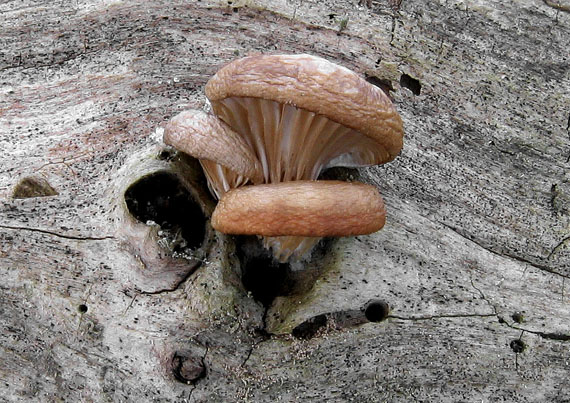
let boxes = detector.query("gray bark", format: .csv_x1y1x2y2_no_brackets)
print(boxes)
1,0,569,401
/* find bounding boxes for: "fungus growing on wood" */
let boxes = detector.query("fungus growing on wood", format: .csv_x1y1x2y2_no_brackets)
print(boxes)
164,110,263,199
205,54,403,183
212,181,386,236
164,54,404,261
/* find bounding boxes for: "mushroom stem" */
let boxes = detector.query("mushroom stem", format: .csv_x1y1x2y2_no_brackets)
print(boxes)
262,236,321,263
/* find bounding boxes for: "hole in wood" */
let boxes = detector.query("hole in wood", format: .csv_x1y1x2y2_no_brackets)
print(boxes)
291,314,328,340
171,351,206,385
236,236,335,308
511,312,524,324
157,149,175,161
365,75,394,98
363,299,390,322
509,339,526,354
12,176,58,199
124,172,206,251
239,250,291,307
400,73,421,95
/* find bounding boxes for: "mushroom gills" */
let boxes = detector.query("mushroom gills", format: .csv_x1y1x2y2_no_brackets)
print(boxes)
163,109,264,199
200,160,250,199
211,97,387,183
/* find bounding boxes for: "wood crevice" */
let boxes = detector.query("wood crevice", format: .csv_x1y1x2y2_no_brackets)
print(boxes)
0,224,115,242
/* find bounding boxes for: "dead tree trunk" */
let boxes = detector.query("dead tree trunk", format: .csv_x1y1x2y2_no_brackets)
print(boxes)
1,0,569,401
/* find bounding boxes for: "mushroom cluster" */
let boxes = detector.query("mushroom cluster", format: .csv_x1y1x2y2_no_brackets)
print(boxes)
164,54,404,262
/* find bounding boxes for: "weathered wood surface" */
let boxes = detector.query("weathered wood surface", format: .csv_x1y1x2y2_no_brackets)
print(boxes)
1,0,569,401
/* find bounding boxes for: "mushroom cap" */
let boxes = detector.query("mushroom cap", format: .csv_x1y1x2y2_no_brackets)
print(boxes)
163,110,263,184
211,180,386,237
205,54,404,163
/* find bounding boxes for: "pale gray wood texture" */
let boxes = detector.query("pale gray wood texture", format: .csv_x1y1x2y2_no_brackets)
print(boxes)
1,0,569,401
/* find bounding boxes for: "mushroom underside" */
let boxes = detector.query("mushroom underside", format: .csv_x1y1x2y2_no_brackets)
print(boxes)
263,236,321,263
199,160,251,200
211,97,389,183
200,97,392,261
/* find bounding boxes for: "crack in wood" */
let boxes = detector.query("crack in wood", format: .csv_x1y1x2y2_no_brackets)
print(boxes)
547,235,570,259
491,141,569,170
240,345,256,368
550,183,559,215
491,142,517,156
543,0,570,12
390,312,496,321
508,324,570,342
472,274,570,342
535,331,570,341
240,326,273,368
440,222,569,279
0,225,115,241
1,48,102,72
567,112,570,162
390,16,397,46
138,266,197,295
469,274,500,315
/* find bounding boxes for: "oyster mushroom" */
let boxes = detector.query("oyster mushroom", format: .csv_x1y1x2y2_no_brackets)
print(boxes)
164,54,404,261
205,54,403,183
206,54,403,260
164,109,263,199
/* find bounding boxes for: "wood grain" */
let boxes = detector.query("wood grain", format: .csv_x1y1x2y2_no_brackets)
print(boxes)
1,0,569,401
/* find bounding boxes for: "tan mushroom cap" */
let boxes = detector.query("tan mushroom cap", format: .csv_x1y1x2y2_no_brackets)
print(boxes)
211,180,386,237
164,110,263,183
205,54,404,163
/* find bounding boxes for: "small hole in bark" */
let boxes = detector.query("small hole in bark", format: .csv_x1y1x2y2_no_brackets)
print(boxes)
12,176,58,199
363,300,390,322
509,339,526,354
400,73,421,95
365,75,394,97
78,304,88,313
124,172,206,250
292,314,328,339
511,312,524,324
172,352,206,385
157,149,175,161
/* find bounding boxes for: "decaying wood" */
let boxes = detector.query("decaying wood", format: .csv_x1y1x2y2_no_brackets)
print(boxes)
1,0,569,401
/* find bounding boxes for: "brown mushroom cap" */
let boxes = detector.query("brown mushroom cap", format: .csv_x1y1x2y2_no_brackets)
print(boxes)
205,54,404,164
164,110,263,197
211,180,386,237
164,110,263,182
